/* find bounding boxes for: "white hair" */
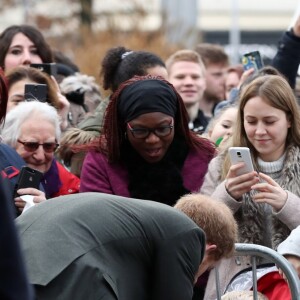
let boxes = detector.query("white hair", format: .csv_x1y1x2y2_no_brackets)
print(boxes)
1,101,61,148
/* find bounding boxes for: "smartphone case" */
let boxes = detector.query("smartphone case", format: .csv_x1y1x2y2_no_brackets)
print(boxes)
24,84,47,102
228,147,255,176
30,63,57,77
14,166,43,197
242,51,264,71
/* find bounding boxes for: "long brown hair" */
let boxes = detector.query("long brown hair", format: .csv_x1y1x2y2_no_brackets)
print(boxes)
221,75,300,179
100,75,215,163
0,25,53,69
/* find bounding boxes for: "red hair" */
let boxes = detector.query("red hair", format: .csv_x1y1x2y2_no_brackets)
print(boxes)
99,75,215,163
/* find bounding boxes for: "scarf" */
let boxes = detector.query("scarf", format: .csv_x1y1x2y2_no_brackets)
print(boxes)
121,136,190,206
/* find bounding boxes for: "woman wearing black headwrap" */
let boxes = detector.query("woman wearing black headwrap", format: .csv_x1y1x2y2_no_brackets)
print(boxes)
80,75,215,206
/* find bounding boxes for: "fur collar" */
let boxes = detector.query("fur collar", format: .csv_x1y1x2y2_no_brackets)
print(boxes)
236,145,300,248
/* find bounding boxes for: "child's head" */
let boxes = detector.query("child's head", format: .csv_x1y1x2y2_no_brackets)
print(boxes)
206,105,238,145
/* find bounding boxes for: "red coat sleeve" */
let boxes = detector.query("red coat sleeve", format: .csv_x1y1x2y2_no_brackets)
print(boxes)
52,161,80,197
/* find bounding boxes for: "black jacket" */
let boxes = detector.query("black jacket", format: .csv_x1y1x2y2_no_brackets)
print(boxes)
0,176,34,300
272,29,300,90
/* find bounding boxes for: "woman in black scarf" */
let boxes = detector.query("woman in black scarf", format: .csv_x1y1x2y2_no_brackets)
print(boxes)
80,75,215,206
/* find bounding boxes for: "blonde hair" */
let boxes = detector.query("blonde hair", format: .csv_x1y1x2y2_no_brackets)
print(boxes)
206,104,238,136
165,49,206,75
174,194,237,260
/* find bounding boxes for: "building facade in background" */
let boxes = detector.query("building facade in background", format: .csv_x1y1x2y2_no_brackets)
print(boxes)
0,0,299,63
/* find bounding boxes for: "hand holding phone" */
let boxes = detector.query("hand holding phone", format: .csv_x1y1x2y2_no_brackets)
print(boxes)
228,147,254,176
14,166,43,198
242,51,264,72
227,147,260,199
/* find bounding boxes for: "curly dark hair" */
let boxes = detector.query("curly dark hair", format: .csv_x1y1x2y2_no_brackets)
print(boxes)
100,46,166,92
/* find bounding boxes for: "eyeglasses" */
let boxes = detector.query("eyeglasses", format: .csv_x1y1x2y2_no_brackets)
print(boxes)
127,122,174,139
17,140,59,153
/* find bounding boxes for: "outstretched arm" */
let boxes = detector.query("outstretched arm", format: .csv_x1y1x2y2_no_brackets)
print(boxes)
272,14,300,89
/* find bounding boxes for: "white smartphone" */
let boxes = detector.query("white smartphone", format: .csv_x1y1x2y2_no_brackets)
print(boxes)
228,147,254,176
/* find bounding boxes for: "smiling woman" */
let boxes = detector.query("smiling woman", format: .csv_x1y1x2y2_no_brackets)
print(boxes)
80,75,215,206
200,74,300,299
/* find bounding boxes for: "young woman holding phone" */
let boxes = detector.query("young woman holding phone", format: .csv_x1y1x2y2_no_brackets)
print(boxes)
200,74,300,299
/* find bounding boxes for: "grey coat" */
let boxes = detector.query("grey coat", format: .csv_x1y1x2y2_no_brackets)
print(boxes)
200,145,300,299
16,192,205,300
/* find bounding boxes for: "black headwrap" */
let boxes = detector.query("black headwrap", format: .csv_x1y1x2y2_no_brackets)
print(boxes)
118,79,178,122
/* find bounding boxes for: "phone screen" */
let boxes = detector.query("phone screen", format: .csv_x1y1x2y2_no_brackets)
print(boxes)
24,84,47,102
242,51,264,72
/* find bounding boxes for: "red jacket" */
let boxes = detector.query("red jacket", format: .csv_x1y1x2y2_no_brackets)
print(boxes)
257,271,291,300
52,162,80,197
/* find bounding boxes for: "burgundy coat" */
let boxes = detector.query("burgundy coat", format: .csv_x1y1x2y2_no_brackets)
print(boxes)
80,149,212,196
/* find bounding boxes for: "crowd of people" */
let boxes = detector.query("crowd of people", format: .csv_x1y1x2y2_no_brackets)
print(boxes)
1,13,300,300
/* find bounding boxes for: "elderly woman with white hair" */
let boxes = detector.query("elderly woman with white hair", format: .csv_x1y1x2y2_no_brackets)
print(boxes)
1,101,80,214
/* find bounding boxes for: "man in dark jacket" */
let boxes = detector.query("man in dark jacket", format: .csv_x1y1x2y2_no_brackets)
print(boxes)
16,193,207,300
